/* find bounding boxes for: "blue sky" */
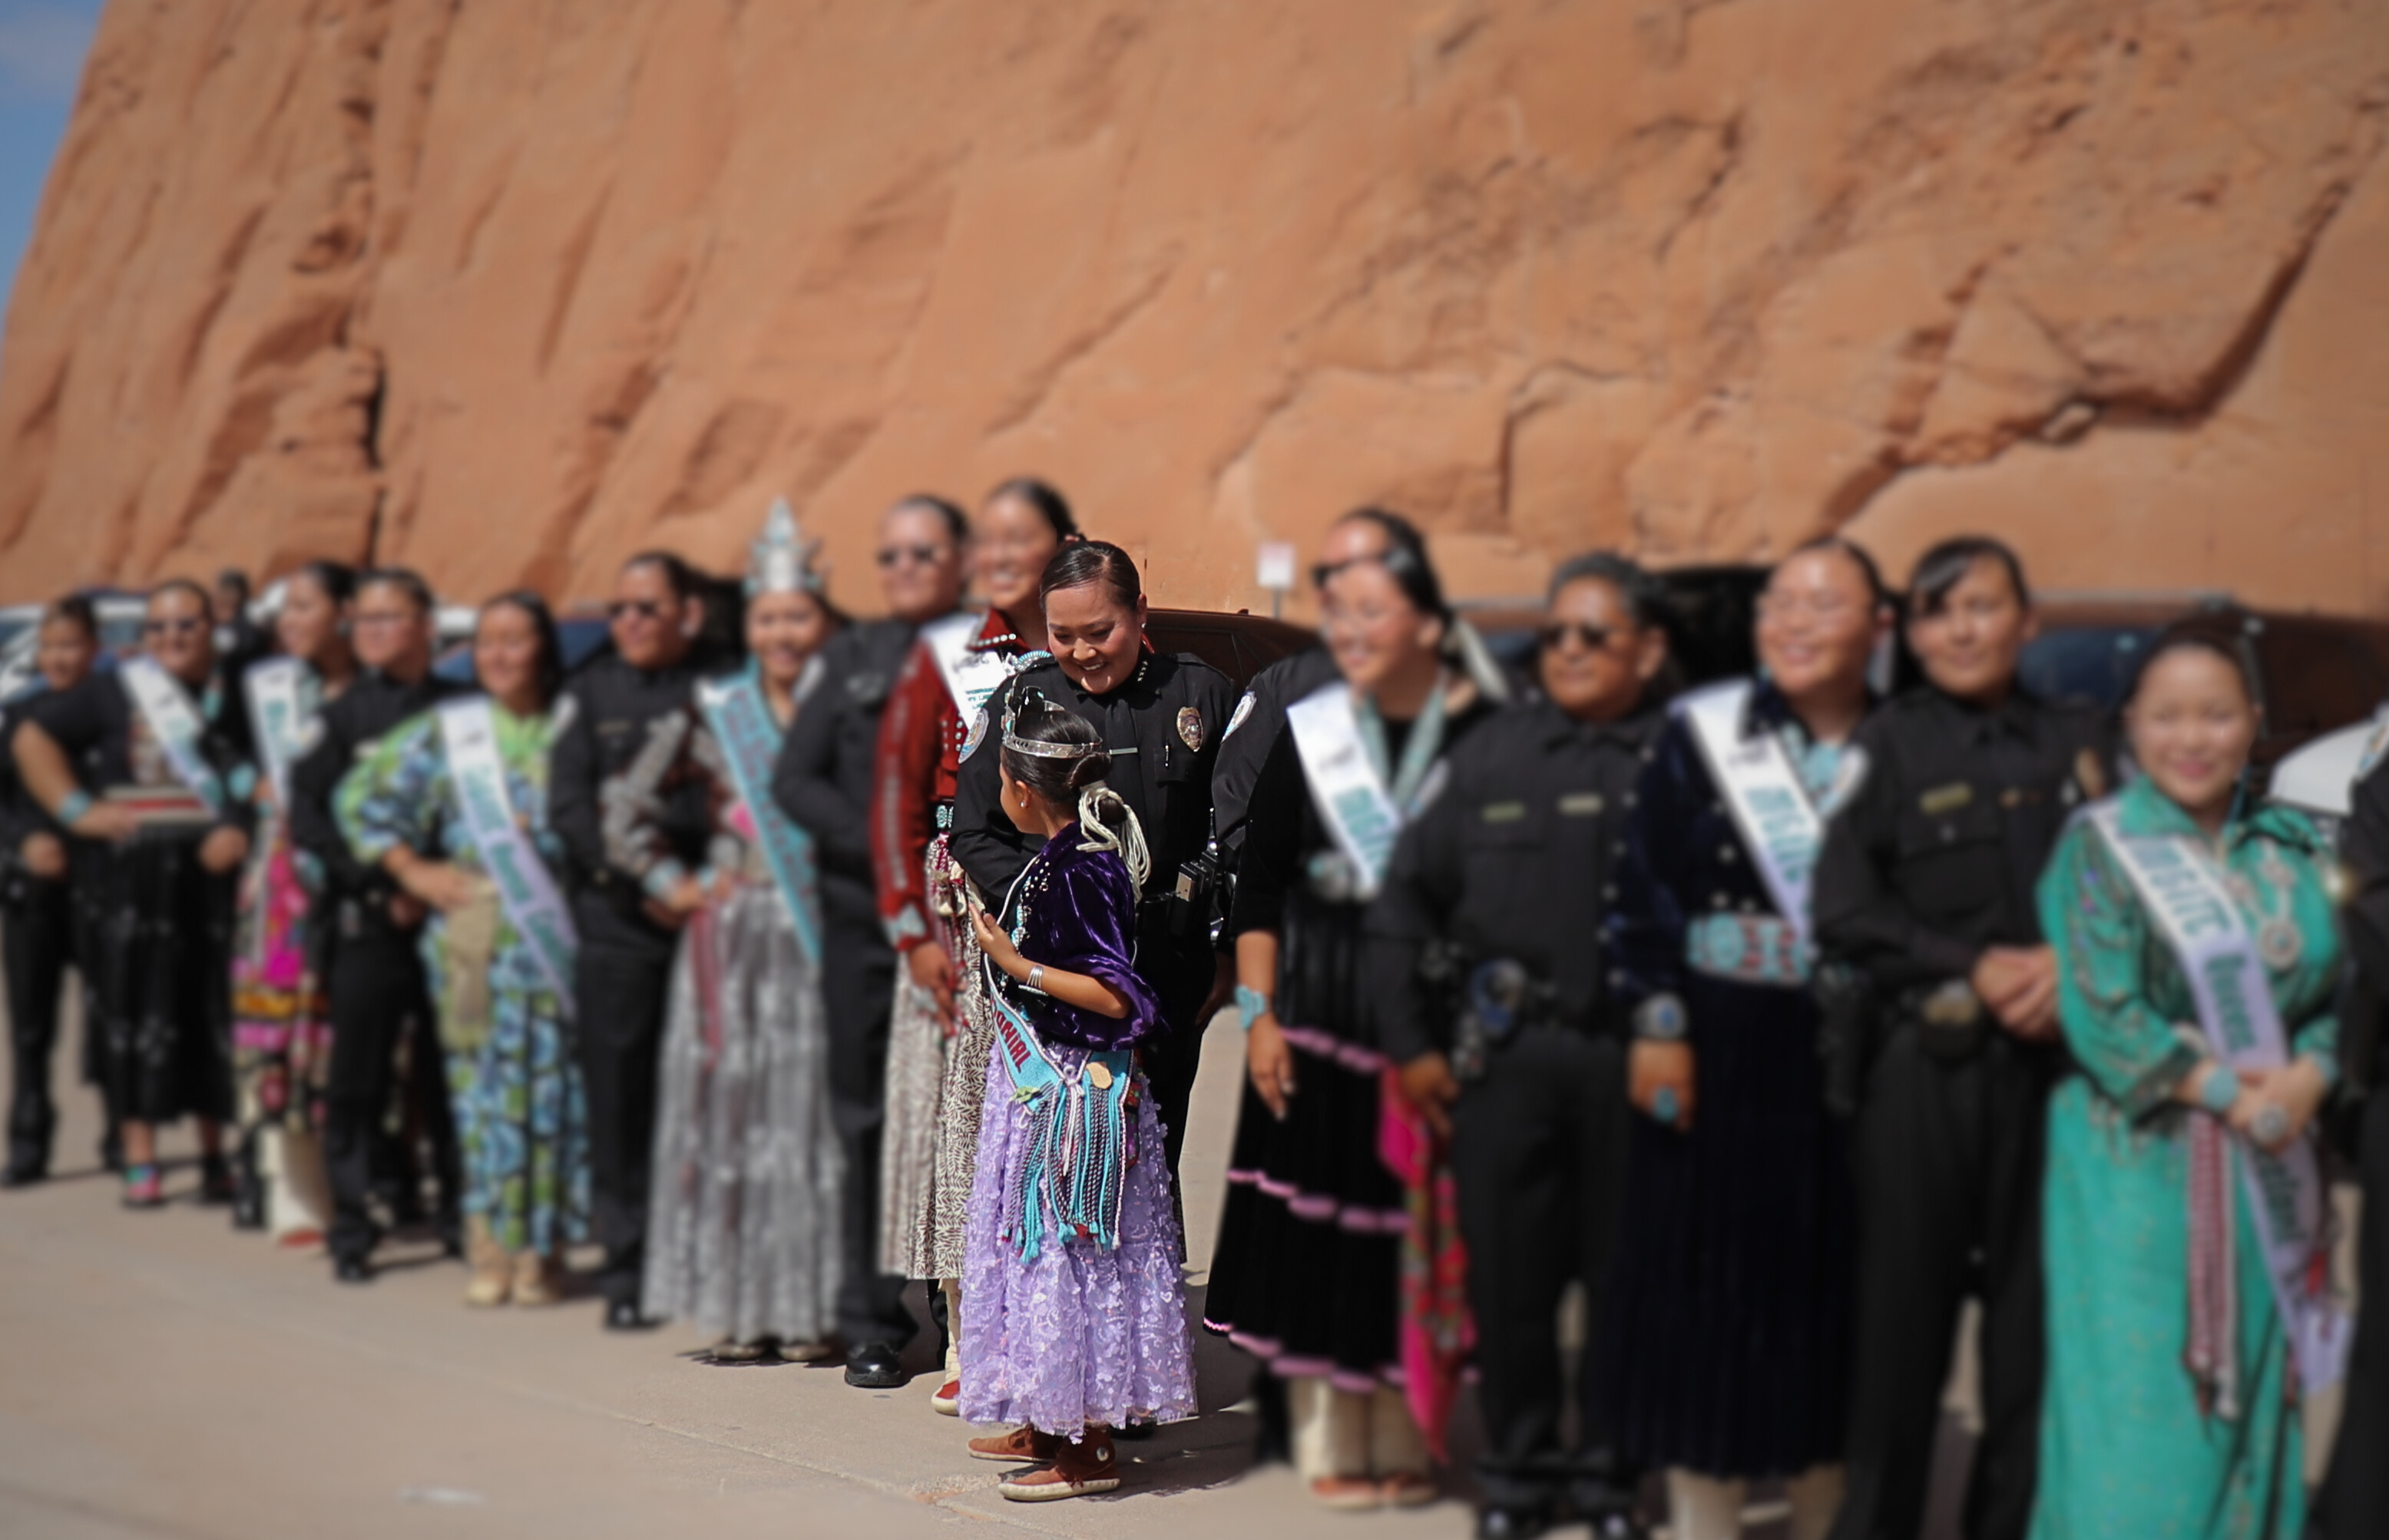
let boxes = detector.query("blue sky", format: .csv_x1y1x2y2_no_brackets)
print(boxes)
0,0,102,318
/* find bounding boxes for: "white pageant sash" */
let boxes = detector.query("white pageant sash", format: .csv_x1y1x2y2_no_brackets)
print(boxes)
2088,801,2350,1391
121,656,225,814
1285,680,1411,901
1681,679,1824,948
244,657,316,811
921,610,1019,729
697,671,822,963
437,698,578,1015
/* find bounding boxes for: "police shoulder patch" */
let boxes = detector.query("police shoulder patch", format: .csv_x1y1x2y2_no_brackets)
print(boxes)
1223,689,1256,742
958,706,991,762
2359,712,2389,782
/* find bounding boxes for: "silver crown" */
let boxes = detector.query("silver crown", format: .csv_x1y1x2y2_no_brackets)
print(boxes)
1002,733,1103,760
746,496,822,597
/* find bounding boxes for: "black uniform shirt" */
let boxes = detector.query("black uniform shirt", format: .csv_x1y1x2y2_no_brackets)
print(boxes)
773,618,916,925
950,650,1236,927
0,689,62,855
28,664,255,834
290,668,465,910
1812,684,2115,994
548,650,709,940
2334,735,2389,1092
1367,698,1663,1062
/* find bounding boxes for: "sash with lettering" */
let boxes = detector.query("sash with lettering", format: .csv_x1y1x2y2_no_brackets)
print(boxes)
2087,800,2351,1392
436,697,578,1016
244,656,317,812
121,655,227,815
1285,680,1421,901
1681,679,1823,948
921,610,1023,755
697,667,822,964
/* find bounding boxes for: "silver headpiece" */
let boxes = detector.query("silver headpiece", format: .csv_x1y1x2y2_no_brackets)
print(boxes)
1001,687,1103,759
746,497,822,597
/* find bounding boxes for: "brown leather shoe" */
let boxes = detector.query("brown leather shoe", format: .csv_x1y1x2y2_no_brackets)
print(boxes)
968,1426,1063,1463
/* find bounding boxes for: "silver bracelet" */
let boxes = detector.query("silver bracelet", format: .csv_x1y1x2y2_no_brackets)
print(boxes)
1026,964,1045,993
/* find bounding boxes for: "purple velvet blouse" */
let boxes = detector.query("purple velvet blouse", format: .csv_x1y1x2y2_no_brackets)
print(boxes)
1001,825,1163,1052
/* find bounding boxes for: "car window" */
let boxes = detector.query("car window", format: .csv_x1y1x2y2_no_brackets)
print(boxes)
2255,620,2387,739
2018,625,2162,713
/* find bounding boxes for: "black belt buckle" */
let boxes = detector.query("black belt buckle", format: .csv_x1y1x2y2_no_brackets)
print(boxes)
1911,980,1986,1062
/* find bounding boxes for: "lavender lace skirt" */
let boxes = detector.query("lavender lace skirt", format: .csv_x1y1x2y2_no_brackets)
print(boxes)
959,1035,1198,1436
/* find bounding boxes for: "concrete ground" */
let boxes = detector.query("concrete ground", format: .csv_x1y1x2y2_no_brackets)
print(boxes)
0,993,2014,1539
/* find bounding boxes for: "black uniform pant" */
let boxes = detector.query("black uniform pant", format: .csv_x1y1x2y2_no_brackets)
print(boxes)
1831,1027,2051,1540
324,927,458,1263
820,909,914,1349
1454,1024,1635,1514
4,877,75,1175
1136,924,1219,1185
2317,1091,2389,1538
576,936,675,1306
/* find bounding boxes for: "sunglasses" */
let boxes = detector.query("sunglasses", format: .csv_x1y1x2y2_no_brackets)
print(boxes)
142,618,207,638
608,599,669,621
875,544,950,570
1538,621,1623,653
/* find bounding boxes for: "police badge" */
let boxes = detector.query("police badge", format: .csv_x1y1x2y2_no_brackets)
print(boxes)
1176,706,1205,752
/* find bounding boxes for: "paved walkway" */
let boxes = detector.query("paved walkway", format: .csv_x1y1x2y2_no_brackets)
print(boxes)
0,1006,1477,1540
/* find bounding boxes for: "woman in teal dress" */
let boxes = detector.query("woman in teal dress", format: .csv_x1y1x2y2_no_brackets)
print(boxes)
2033,632,2343,1539
336,593,590,1306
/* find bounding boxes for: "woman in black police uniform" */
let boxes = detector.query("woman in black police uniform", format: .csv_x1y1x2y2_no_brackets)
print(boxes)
1203,514,1496,1511
1812,536,2113,1540
1601,539,1891,1540
948,540,1236,1182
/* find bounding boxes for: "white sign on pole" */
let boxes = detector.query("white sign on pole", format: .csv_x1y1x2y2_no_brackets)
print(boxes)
1256,541,1296,590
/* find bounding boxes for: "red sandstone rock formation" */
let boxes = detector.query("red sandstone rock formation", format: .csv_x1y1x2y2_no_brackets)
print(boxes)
0,0,2383,617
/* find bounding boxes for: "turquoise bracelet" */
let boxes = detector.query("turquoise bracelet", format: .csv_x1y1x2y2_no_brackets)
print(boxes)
53,789,92,828
2199,1063,2240,1115
1235,984,1272,1033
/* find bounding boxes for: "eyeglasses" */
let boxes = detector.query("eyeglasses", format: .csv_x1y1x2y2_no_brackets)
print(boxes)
875,544,950,569
608,599,668,621
142,618,206,638
1539,621,1623,653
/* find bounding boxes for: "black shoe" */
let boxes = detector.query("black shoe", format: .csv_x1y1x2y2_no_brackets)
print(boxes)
0,1163,45,1189
198,1153,237,1205
842,1340,907,1389
1476,1509,1552,1540
603,1299,663,1331
333,1254,372,1284
438,1220,465,1260
230,1158,266,1229
98,1132,123,1174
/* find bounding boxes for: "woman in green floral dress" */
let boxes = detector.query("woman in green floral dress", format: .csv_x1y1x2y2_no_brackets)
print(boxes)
336,594,589,1305
2033,632,2343,1538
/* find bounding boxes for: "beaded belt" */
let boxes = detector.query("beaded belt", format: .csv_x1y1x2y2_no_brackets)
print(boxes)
1683,912,1811,987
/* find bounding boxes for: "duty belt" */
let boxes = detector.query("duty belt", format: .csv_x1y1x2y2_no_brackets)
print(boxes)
1898,977,1987,1061
1452,957,1563,1082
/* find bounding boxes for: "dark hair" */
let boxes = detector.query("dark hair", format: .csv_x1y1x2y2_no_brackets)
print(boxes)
2124,627,2256,709
1548,550,1667,630
1326,507,1449,621
624,550,702,602
1909,535,2028,617
359,567,435,613
1785,535,1891,610
999,690,1151,891
41,594,97,639
984,477,1079,540
217,567,251,598
151,577,216,621
1039,539,1143,612
889,493,971,547
289,560,358,606
479,590,567,708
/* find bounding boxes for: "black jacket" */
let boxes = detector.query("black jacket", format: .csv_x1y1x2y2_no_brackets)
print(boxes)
289,668,465,917
1812,685,2115,995
1212,646,1341,859
1367,699,1663,1062
773,619,916,927
547,650,709,949
2336,739,2389,1095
